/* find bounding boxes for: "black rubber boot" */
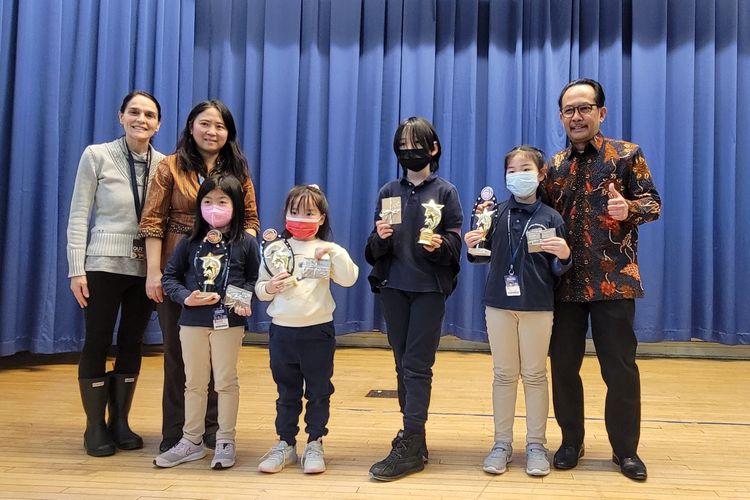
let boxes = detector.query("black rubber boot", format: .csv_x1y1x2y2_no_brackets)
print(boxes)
370,431,426,481
107,373,143,450
391,429,428,462
78,377,116,457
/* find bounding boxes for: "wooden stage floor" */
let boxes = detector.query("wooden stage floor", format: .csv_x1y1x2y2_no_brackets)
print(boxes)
0,346,748,499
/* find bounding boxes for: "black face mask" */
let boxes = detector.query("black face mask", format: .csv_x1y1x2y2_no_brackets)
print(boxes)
397,148,432,172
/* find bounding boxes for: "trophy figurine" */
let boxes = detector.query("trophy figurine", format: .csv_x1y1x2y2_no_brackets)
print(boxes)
261,228,297,290
418,199,444,245
197,252,224,298
468,186,498,257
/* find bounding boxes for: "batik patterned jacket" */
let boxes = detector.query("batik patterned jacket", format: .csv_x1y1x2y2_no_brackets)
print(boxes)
545,133,661,302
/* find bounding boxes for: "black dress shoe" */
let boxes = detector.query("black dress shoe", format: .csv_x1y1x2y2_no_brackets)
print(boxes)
203,433,216,449
553,444,584,469
613,454,647,481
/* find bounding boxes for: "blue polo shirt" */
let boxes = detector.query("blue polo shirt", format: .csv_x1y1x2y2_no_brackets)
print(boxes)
372,173,463,294
470,197,571,311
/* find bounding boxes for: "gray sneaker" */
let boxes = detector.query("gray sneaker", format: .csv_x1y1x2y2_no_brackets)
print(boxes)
258,440,297,473
301,438,326,474
526,443,551,476
483,442,512,474
154,438,206,468
211,439,236,470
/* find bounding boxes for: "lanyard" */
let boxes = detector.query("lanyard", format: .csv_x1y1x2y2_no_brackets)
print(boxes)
123,137,151,222
506,202,541,275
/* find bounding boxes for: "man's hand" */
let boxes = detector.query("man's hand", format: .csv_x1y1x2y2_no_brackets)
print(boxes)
607,184,629,221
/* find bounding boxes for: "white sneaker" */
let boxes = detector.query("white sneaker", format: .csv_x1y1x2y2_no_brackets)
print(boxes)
301,438,326,474
258,440,297,473
211,439,236,469
526,443,550,476
483,442,512,474
154,438,206,468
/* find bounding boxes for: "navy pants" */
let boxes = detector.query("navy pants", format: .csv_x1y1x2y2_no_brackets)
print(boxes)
549,299,641,457
157,296,218,440
269,322,336,446
379,288,445,435
79,271,152,379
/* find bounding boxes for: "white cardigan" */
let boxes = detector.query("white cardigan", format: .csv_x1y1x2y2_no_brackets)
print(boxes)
66,138,165,277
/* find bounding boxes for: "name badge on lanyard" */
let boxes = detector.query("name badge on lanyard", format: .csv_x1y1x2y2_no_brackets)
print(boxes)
124,138,150,260
504,275,521,296
213,306,229,330
505,202,542,298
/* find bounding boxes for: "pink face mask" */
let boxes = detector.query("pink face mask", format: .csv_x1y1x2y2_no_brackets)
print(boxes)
201,204,233,228
285,216,320,240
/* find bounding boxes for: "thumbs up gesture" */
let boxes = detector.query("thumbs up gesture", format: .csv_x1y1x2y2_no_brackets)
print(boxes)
606,183,629,221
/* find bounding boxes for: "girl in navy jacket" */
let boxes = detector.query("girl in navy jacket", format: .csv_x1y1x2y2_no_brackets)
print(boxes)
157,174,260,470
465,146,570,477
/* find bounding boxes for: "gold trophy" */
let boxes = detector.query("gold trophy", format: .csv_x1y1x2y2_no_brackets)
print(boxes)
418,199,444,245
468,186,497,257
197,252,224,298
261,228,297,291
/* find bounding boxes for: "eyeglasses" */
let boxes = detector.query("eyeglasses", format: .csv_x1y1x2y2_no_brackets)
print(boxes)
561,103,598,118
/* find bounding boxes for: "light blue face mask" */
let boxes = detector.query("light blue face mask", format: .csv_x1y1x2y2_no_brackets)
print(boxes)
505,171,539,198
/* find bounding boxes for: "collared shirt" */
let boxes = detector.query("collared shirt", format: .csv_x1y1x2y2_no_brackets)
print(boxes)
472,197,570,311
370,173,463,293
545,133,661,302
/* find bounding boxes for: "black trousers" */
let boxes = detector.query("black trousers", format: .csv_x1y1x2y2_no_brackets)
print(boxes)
379,288,445,435
549,299,641,457
78,272,152,379
157,296,218,440
269,322,336,446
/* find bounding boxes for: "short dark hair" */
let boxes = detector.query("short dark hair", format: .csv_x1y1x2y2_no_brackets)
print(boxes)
190,174,246,243
558,78,606,109
176,100,249,183
120,90,161,121
281,185,332,241
392,116,442,173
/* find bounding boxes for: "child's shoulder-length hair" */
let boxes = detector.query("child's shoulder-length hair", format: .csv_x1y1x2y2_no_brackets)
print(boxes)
392,116,442,173
189,174,246,243
281,184,332,241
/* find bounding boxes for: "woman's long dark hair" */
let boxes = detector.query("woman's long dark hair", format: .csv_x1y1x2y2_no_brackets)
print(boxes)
176,100,249,183
189,174,246,243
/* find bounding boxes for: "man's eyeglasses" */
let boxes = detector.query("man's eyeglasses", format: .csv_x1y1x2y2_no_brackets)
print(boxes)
561,103,598,118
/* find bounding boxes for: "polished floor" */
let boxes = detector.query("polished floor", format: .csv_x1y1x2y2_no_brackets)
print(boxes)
0,346,748,499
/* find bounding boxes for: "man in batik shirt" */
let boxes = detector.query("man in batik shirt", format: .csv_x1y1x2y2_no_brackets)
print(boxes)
545,78,660,481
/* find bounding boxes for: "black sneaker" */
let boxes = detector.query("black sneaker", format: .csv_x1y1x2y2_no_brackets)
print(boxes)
370,433,426,481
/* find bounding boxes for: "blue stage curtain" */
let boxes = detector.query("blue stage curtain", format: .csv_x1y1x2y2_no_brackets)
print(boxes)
0,0,747,355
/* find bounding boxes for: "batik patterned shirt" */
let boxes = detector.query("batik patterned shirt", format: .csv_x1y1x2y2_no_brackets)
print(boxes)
545,133,661,302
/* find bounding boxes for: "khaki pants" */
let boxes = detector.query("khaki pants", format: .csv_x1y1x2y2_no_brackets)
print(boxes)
179,325,244,443
485,307,553,445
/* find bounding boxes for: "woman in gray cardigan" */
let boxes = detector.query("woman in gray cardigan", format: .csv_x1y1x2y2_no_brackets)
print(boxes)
66,91,165,457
